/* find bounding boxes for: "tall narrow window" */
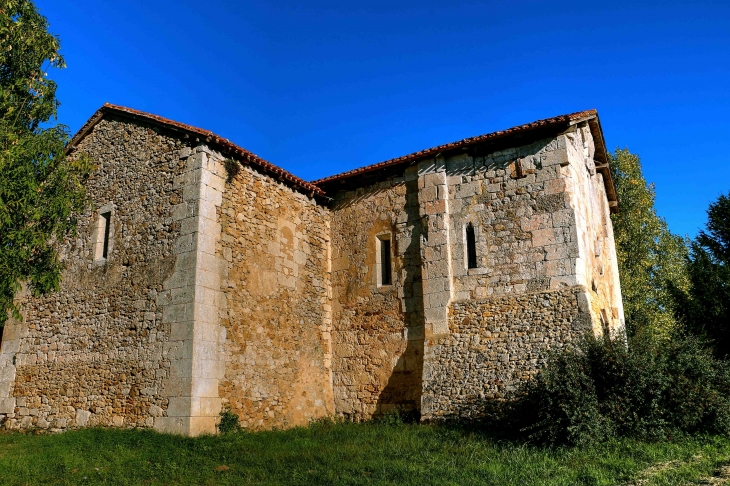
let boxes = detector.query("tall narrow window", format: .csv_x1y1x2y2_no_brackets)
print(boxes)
101,212,111,259
378,235,392,286
466,223,477,269
95,211,111,261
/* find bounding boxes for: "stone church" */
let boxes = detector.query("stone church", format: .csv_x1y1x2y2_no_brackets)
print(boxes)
0,104,624,435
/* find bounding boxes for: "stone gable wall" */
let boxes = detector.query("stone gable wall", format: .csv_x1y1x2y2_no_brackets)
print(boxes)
0,116,189,431
217,162,334,429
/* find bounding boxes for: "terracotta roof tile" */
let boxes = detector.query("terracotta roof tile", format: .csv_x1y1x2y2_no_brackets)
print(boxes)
68,105,616,209
67,103,325,197
313,109,599,186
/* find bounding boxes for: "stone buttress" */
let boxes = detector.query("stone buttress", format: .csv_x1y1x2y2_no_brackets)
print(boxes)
154,146,227,435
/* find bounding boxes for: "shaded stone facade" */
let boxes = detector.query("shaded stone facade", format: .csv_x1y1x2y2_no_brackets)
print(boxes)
0,105,624,434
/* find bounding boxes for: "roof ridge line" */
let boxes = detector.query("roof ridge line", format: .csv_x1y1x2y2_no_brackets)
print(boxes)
311,109,598,186
67,103,325,198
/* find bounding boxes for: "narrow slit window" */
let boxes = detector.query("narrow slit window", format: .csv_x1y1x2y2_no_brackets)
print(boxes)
466,223,477,269
95,211,111,261
379,237,392,286
101,212,111,259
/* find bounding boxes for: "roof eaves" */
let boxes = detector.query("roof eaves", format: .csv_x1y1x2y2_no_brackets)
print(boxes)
312,110,598,186
67,103,326,198
312,108,618,212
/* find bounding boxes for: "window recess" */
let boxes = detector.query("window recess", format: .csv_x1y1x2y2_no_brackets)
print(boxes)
95,211,112,261
466,223,477,269
377,234,392,286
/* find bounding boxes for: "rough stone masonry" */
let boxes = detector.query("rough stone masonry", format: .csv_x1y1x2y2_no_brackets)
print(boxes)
0,104,624,434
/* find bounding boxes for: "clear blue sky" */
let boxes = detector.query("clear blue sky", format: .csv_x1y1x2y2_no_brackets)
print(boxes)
36,0,730,238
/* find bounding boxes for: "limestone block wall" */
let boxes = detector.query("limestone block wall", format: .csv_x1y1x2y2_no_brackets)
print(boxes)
153,144,227,436
329,176,424,420
564,124,625,337
217,162,333,429
445,136,580,299
423,286,592,420
419,132,620,421
0,116,188,431
416,159,455,337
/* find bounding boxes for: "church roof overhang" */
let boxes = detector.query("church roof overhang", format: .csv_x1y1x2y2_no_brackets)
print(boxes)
313,109,618,213
66,103,327,199
68,105,617,212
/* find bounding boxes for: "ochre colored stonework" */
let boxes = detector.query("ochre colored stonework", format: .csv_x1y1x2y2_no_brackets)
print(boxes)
329,178,424,420
217,163,334,429
0,106,625,434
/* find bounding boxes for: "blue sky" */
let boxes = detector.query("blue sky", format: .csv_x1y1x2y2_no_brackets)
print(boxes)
36,0,730,237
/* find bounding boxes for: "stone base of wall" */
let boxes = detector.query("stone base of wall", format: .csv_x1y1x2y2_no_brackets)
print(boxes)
421,285,595,422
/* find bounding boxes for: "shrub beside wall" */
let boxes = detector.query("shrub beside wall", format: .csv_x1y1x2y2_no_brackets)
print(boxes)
509,336,730,446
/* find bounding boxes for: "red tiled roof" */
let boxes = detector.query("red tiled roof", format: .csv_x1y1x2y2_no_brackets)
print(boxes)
312,108,617,210
68,105,616,209
67,103,325,197
313,109,599,185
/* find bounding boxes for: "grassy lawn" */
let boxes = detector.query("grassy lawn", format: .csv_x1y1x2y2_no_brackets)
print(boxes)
0,422,729,485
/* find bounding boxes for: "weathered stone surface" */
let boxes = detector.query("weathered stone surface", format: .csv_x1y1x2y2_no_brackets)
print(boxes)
0,116,186,431
0,109,625,433
329,174,424,421
421,286,592,421
217,162,334,430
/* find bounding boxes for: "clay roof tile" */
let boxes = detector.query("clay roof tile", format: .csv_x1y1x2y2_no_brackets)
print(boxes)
67,103,325,198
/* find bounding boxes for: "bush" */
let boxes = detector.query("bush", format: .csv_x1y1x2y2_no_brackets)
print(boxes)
217,406,242,434
510,335,730,446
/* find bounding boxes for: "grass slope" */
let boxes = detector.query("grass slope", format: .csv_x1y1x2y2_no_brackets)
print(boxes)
1,422,729,485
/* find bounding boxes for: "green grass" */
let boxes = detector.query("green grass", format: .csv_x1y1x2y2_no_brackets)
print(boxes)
1,422,729,485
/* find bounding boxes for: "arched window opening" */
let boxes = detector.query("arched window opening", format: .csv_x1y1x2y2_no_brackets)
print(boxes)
466,223,477,269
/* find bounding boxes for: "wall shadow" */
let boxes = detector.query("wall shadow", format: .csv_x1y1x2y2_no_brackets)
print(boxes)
375,177,425,420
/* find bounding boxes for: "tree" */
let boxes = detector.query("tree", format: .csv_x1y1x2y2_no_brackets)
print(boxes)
609,149,689,338
0,0,91,326
673,193,730,357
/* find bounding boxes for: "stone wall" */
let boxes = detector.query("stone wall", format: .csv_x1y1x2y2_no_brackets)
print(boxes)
422,286,592,421
0,116,188,431
329,176,424,420
217,162,334,429
564,124,625,337
418,133,610,420
0,109,625,433
445,136,579,299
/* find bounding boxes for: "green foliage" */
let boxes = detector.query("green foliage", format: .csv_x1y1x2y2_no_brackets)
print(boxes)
0,0,91,325
2,426,730,485
673,192,730,357
513,336,730,446
217,405,242,434
609,148,689,338
223,158,240,183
